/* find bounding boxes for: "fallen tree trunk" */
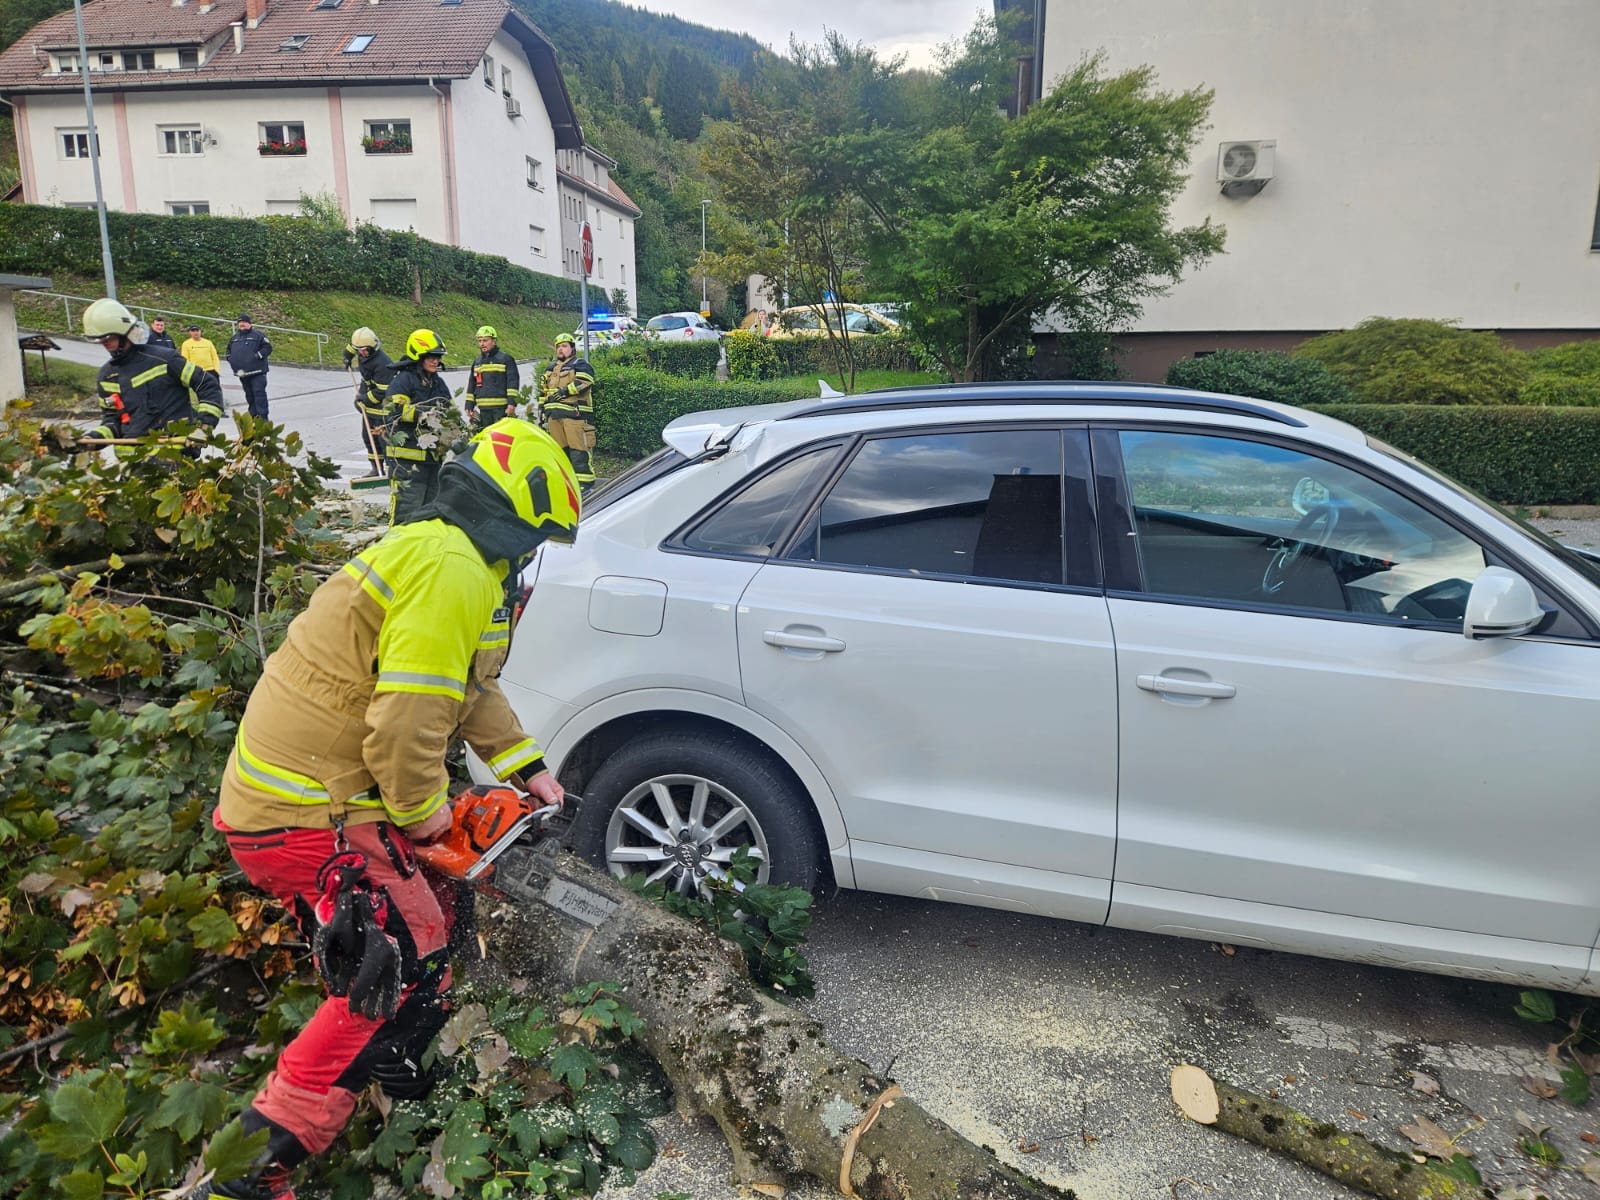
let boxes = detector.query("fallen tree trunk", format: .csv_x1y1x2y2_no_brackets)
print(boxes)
476,847,1076,1200
1169,1065,1489,1200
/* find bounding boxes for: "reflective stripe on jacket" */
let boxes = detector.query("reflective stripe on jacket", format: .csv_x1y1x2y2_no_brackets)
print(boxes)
539,356,594,420
385,362,456,463
466,347,520,405
94,344,224,436
355,347,398,418
218,519,543,833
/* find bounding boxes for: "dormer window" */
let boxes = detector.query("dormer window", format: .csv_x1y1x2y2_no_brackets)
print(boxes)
56,54,79,72
179,48,199,67
122,50,155,70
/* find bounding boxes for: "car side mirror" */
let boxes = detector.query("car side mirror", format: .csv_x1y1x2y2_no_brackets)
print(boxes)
1462,566,1545,639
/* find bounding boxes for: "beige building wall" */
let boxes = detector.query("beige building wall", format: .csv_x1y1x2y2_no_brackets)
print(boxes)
1039,0,1600,335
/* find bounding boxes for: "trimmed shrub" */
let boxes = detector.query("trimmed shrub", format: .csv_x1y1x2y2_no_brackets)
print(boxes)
763,333,920,378
1306,403,1600,504
725,330,783,381
594,368,823,457
1528,339,1600,377
1296,317,1528,404
1519,375,1600,407
1167,349,1351,406
591,338,720,378
0,203,580,309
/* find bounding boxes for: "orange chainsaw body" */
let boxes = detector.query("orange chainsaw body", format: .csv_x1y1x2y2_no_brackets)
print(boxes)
414,785,547,882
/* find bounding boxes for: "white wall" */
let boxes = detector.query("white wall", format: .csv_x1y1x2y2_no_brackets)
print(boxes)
451,30,562,274
1041,0,1600,332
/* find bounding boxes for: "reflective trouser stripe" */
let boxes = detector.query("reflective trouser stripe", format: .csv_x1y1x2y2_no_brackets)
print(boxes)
387,445,427,461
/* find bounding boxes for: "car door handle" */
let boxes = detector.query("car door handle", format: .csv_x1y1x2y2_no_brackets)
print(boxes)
1136,673,1236,699
763,630,846,652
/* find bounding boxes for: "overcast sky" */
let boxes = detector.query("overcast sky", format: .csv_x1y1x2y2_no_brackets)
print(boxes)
624,0,989,70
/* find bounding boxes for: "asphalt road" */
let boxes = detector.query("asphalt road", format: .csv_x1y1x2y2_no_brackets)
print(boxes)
43,341,1600,1197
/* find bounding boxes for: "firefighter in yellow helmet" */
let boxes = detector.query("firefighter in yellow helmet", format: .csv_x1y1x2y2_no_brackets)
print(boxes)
536,332,596,490
200,420,579,1200
464,324,520,432
385,329,460,524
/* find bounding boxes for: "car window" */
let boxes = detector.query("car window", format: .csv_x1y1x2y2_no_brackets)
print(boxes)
681,446,842,557
586,319,618,332
648,316,687,331
789,430,1066,585
1117,430,1488,626
785,310,823,330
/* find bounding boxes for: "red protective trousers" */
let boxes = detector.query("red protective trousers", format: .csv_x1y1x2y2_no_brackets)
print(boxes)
214,813,455,1161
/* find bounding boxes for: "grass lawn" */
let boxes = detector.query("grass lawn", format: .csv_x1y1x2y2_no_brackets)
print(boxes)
18,356,101,418
16,274,582,368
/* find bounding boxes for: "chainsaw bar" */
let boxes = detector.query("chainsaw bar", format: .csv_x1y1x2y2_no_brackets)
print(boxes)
477,804,575,895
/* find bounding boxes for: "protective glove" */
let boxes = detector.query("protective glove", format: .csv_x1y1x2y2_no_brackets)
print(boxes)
345,890,403,1020
40,425,81,455
311,857,367,999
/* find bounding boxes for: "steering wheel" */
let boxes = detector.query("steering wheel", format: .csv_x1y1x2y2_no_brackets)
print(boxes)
1262,504,1340,596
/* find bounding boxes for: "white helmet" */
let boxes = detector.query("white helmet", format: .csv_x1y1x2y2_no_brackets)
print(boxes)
83,298,144,344
350,326,380,350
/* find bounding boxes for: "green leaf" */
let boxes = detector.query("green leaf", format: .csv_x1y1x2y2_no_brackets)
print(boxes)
611,1115,656,1171
204,1119,271,1181
1560,1064,1592,1106
152,1079,228,1141
57,1170,105,1200
549,1042,599,1090
107,1149,148,1187
1520,1136,1564,1166
441,1110,493,1186
1437,1154,1481,1185
39,1074,125,1159
1516,989,1558,1024
186,906,241,951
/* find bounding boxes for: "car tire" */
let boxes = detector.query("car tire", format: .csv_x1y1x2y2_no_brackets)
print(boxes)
572,730,823,895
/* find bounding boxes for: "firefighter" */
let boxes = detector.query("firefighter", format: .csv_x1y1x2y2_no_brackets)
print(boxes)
463,324,520,431
384,329,458,525
191,420,580,1200
343,327,396,472
536,333,595,490
83,298,224,439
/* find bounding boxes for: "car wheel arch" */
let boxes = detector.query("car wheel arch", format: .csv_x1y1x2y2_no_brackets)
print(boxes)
538,689,854,889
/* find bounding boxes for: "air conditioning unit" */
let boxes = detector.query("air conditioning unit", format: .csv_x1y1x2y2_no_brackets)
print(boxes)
1216,139,1275,196
505,96,521,118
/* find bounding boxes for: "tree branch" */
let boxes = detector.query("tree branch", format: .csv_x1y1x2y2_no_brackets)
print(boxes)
0,554,171,603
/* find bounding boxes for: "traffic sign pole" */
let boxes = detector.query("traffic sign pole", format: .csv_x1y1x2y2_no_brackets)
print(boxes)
580,222,594,357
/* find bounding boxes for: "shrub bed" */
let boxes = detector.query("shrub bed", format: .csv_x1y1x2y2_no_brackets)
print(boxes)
1167,349,1351,406
594,339,721,378
1307,403,1600,504
0,203,580,309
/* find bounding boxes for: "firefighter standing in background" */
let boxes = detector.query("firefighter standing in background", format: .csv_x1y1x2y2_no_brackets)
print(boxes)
536,333,595,491
188,421,580,1200
464,325,520,432
82,298,224,439
343,327,397,471
385,329,458,525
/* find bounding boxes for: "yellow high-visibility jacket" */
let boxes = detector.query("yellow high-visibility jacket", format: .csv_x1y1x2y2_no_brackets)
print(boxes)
218,519,545,833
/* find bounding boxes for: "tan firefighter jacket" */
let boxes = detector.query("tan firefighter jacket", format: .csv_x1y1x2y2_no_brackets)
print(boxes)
218,519,545,833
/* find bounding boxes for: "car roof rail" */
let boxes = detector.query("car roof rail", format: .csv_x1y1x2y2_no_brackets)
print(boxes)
778,382,1308,428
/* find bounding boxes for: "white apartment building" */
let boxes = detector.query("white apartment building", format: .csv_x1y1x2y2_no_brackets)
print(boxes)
554,144,640,316
0,0,635,284
1004,0,1600,380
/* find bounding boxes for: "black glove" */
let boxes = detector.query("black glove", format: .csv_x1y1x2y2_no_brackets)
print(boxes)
311,851,369,998
345,890,403,1021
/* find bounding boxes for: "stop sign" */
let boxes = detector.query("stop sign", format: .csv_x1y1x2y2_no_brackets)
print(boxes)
580,222,594,275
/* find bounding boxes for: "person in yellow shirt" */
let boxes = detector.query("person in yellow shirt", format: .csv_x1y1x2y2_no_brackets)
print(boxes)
180,324,221,374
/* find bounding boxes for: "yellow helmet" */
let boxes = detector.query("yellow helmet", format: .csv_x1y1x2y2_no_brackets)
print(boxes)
475,325,498,340
405,328,446,360
350,326,380,350
461,419,581,544
83,297,141,341
553,333,576,349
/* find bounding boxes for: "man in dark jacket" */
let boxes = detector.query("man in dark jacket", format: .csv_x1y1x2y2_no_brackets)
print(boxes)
343,326,396,472
82,298,224,438
464,325,519,432
385,329,459,524
226,313,273,420
146,315,176,350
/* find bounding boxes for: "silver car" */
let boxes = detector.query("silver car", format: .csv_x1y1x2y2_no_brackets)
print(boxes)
644,311,723,342
494,383,1600,995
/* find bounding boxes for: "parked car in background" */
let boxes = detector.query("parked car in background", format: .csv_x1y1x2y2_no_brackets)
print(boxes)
644,312,722,342
769,302,900,338
491,381,1600,997
577,314,640,346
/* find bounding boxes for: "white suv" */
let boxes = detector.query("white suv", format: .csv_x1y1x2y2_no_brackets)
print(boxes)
644,312,722,342
497,382,1600,995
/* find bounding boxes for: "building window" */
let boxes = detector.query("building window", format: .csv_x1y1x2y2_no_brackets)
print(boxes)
160,126,204,156
259,121,307,156
122,51,155,70
169,201,210,215
597,257,604,280
530,224,545,255
1593,181,1600,251
501,66,512,96
97,52,116,69
178,48,199,67
482,55,494,88
56,54,79,73
279,34,311,51
362,119,411,154
525,156,542,189
343,33,374,53
59,130,99,159
621,263,627,286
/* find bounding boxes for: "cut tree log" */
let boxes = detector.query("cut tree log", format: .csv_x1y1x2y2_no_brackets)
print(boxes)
1169,1065,1489,1200
476,847,1078,1200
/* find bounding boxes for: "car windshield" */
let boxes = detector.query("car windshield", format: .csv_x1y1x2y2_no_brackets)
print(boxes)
1368,436,1600,590
586,320,618,332
649,316,686,331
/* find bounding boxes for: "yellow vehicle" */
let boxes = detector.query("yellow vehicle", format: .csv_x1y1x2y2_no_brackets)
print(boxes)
768,303,900,338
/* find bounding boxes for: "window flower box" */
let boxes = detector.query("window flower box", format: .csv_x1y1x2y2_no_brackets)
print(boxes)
361,132,412,154
258,139,308,156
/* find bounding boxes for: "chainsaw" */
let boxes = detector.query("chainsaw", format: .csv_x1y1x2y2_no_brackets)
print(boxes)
414,784,573,892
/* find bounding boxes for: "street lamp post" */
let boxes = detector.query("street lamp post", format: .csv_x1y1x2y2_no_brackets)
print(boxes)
700,199,711,317
73,0,116,300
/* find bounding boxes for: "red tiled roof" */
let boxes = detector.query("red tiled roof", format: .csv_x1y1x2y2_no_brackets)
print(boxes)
0,0,581,145
607,177,640,217
557,166,641,218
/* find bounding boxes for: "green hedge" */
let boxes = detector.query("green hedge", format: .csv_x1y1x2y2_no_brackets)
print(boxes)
733,333,920,380
1519,375,1600,407
1168,349,1352,406
594,368,822,457
1307,403,1600,504
0,203,580,309
592,339,721,378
